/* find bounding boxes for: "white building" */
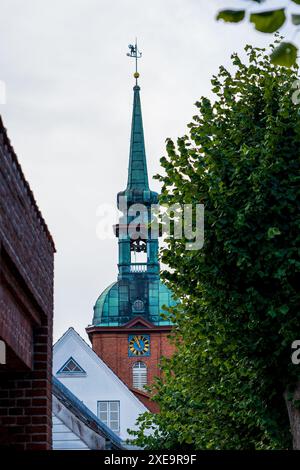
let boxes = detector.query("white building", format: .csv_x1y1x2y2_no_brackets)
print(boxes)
52,376,124,450
53,328,148,441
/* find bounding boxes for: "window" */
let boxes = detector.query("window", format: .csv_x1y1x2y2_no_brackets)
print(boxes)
132,361,147,390
97,401,120,433
56,357,86,376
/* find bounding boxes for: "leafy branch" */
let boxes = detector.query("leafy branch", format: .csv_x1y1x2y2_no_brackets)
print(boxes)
217,1,300,66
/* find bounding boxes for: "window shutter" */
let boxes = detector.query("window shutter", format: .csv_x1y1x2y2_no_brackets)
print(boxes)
98,401,108,426
132,362,147,390
109,401,119,432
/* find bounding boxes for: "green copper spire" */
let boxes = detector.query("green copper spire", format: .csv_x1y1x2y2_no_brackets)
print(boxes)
90,41,178,328
127,85,149,190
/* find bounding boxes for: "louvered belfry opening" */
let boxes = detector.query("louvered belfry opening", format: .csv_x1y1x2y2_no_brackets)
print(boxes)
132,361,147,390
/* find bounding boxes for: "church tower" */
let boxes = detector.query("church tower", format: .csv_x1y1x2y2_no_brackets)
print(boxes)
86,43,177,411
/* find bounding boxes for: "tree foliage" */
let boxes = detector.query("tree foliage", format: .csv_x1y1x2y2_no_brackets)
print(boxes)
217,1,300,66
129,42,300,449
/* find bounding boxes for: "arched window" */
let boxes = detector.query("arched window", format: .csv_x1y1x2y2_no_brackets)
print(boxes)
132,361,147,390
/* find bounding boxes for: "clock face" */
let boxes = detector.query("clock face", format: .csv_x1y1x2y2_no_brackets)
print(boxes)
128,334,150,357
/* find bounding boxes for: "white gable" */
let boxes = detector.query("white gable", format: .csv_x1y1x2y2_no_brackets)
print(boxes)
53,328,148,440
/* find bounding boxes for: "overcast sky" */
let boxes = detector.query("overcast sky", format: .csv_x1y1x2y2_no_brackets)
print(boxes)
0,0,295,342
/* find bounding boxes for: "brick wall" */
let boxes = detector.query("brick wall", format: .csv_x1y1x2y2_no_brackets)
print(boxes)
0,116,55,449
88,327,175,413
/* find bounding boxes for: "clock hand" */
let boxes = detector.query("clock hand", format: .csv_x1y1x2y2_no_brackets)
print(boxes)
135,336,141,349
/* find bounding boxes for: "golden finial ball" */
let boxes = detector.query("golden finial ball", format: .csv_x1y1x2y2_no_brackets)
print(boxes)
134,72,140,79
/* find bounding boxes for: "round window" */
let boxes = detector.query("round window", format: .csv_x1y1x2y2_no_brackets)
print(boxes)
132,299,145,312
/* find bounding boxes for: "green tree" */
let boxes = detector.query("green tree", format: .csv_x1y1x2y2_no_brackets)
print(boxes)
129,42,300,449
217,1,300,66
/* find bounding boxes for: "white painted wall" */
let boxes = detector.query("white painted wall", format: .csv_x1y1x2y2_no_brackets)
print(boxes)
52,414,89,450
53,328,148,440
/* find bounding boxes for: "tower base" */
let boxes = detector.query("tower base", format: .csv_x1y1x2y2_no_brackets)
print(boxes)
86,316,175,412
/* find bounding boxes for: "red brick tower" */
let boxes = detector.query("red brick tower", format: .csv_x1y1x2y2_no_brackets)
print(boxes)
87,318,176,412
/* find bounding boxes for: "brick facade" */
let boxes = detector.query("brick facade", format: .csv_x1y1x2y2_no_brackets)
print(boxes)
87,318,175,413
0,116,55,449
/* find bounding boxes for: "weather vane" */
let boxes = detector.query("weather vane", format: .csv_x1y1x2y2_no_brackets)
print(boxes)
127,40,142,85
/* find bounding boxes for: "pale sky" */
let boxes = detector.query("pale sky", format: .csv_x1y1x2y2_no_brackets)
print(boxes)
0,0,296,341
